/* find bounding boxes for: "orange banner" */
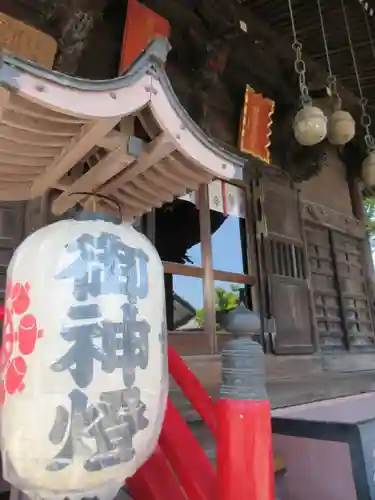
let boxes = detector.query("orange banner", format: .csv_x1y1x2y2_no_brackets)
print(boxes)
119,0,171,74
238,86,274,164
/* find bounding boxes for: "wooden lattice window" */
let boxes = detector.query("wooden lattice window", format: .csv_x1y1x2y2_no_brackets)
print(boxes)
145,181,256,355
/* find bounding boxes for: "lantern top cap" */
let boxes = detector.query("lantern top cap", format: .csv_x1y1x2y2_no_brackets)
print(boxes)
74,211,123,225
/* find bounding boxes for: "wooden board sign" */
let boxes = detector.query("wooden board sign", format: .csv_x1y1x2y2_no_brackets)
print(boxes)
119,0,170,74
238,85,275,164
0,12,57,69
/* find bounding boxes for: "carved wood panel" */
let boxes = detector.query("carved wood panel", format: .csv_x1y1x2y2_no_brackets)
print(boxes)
302,199,365,239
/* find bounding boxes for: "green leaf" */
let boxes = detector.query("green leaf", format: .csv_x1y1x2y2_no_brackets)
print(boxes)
364,198,375,235
195,285,240,325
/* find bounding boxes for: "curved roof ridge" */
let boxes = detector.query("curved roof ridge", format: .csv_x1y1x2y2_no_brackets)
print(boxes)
1,37,255,169
0,37,265,212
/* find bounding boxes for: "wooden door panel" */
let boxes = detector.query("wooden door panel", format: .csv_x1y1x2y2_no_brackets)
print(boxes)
305,223,346,351
260,179,315,353
269,275,314,354
331,231,374,350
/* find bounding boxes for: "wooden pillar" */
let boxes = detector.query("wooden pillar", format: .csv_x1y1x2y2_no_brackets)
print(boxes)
243,169,261,317
164,273,174,331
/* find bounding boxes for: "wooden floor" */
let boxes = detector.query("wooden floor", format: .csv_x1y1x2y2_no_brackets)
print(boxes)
172,353,375,420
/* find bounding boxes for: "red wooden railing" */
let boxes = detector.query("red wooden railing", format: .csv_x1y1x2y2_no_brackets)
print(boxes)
0,304,274,499
167,345,216,436
127,345,217,499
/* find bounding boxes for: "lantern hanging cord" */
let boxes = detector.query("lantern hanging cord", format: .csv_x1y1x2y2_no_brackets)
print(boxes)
287,0,311,105
69,192,123,218
364,6,375,62
340,0,363,99
316,0,340,105
341,0,375,151
358,0,375,151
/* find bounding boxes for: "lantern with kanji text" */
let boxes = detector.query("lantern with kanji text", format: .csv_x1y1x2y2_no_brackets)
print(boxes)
0,211,168,500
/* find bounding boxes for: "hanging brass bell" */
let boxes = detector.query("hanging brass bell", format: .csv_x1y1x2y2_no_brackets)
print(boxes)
362,151,375,187
293,104,328,146
327,110,355,145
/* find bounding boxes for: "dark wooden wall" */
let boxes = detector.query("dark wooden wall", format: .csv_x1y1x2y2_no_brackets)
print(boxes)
299,147,354,216
0,203,25,302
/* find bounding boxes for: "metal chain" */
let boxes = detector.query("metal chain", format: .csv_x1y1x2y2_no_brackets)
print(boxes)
287,0,311,105
342,0,375,150
361,2,375,150
316,0,341,109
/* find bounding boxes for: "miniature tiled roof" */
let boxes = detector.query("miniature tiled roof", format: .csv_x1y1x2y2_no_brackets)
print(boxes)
0,38,262,218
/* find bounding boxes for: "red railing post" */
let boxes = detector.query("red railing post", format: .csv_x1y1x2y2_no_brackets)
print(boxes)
216,337,275,500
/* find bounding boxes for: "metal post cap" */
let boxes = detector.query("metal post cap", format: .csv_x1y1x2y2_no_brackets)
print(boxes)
220,337,268,401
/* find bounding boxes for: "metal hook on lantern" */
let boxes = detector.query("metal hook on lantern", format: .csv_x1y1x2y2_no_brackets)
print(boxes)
288,0,327,146
68,192,123,220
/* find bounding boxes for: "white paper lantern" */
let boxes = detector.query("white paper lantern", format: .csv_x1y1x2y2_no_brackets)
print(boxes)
362,151,375,187
0,212,168,500
293,104,328,146
327,110,355,146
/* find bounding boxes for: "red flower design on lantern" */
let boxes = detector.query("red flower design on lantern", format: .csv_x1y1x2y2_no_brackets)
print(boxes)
0,282,43,405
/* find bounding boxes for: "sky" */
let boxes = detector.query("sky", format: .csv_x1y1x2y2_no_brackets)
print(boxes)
173,216,244,309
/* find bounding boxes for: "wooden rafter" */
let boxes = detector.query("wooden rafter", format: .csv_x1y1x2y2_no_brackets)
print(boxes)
51,146,136,214
31,117,121,197
0,88,10,121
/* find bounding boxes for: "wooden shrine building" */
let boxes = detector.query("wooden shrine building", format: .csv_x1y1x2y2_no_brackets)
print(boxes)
2,0,375,413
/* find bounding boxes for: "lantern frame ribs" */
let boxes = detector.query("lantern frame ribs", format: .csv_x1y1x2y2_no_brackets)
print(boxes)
0,38,255,218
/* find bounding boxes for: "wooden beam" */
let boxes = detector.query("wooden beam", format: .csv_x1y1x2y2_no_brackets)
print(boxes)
97,130,125,151
52,133,175,214
0,87,10,120
51,147,135,214
0,184,31,201
97,118,135,150
30,117,121,198
100,133,176,196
